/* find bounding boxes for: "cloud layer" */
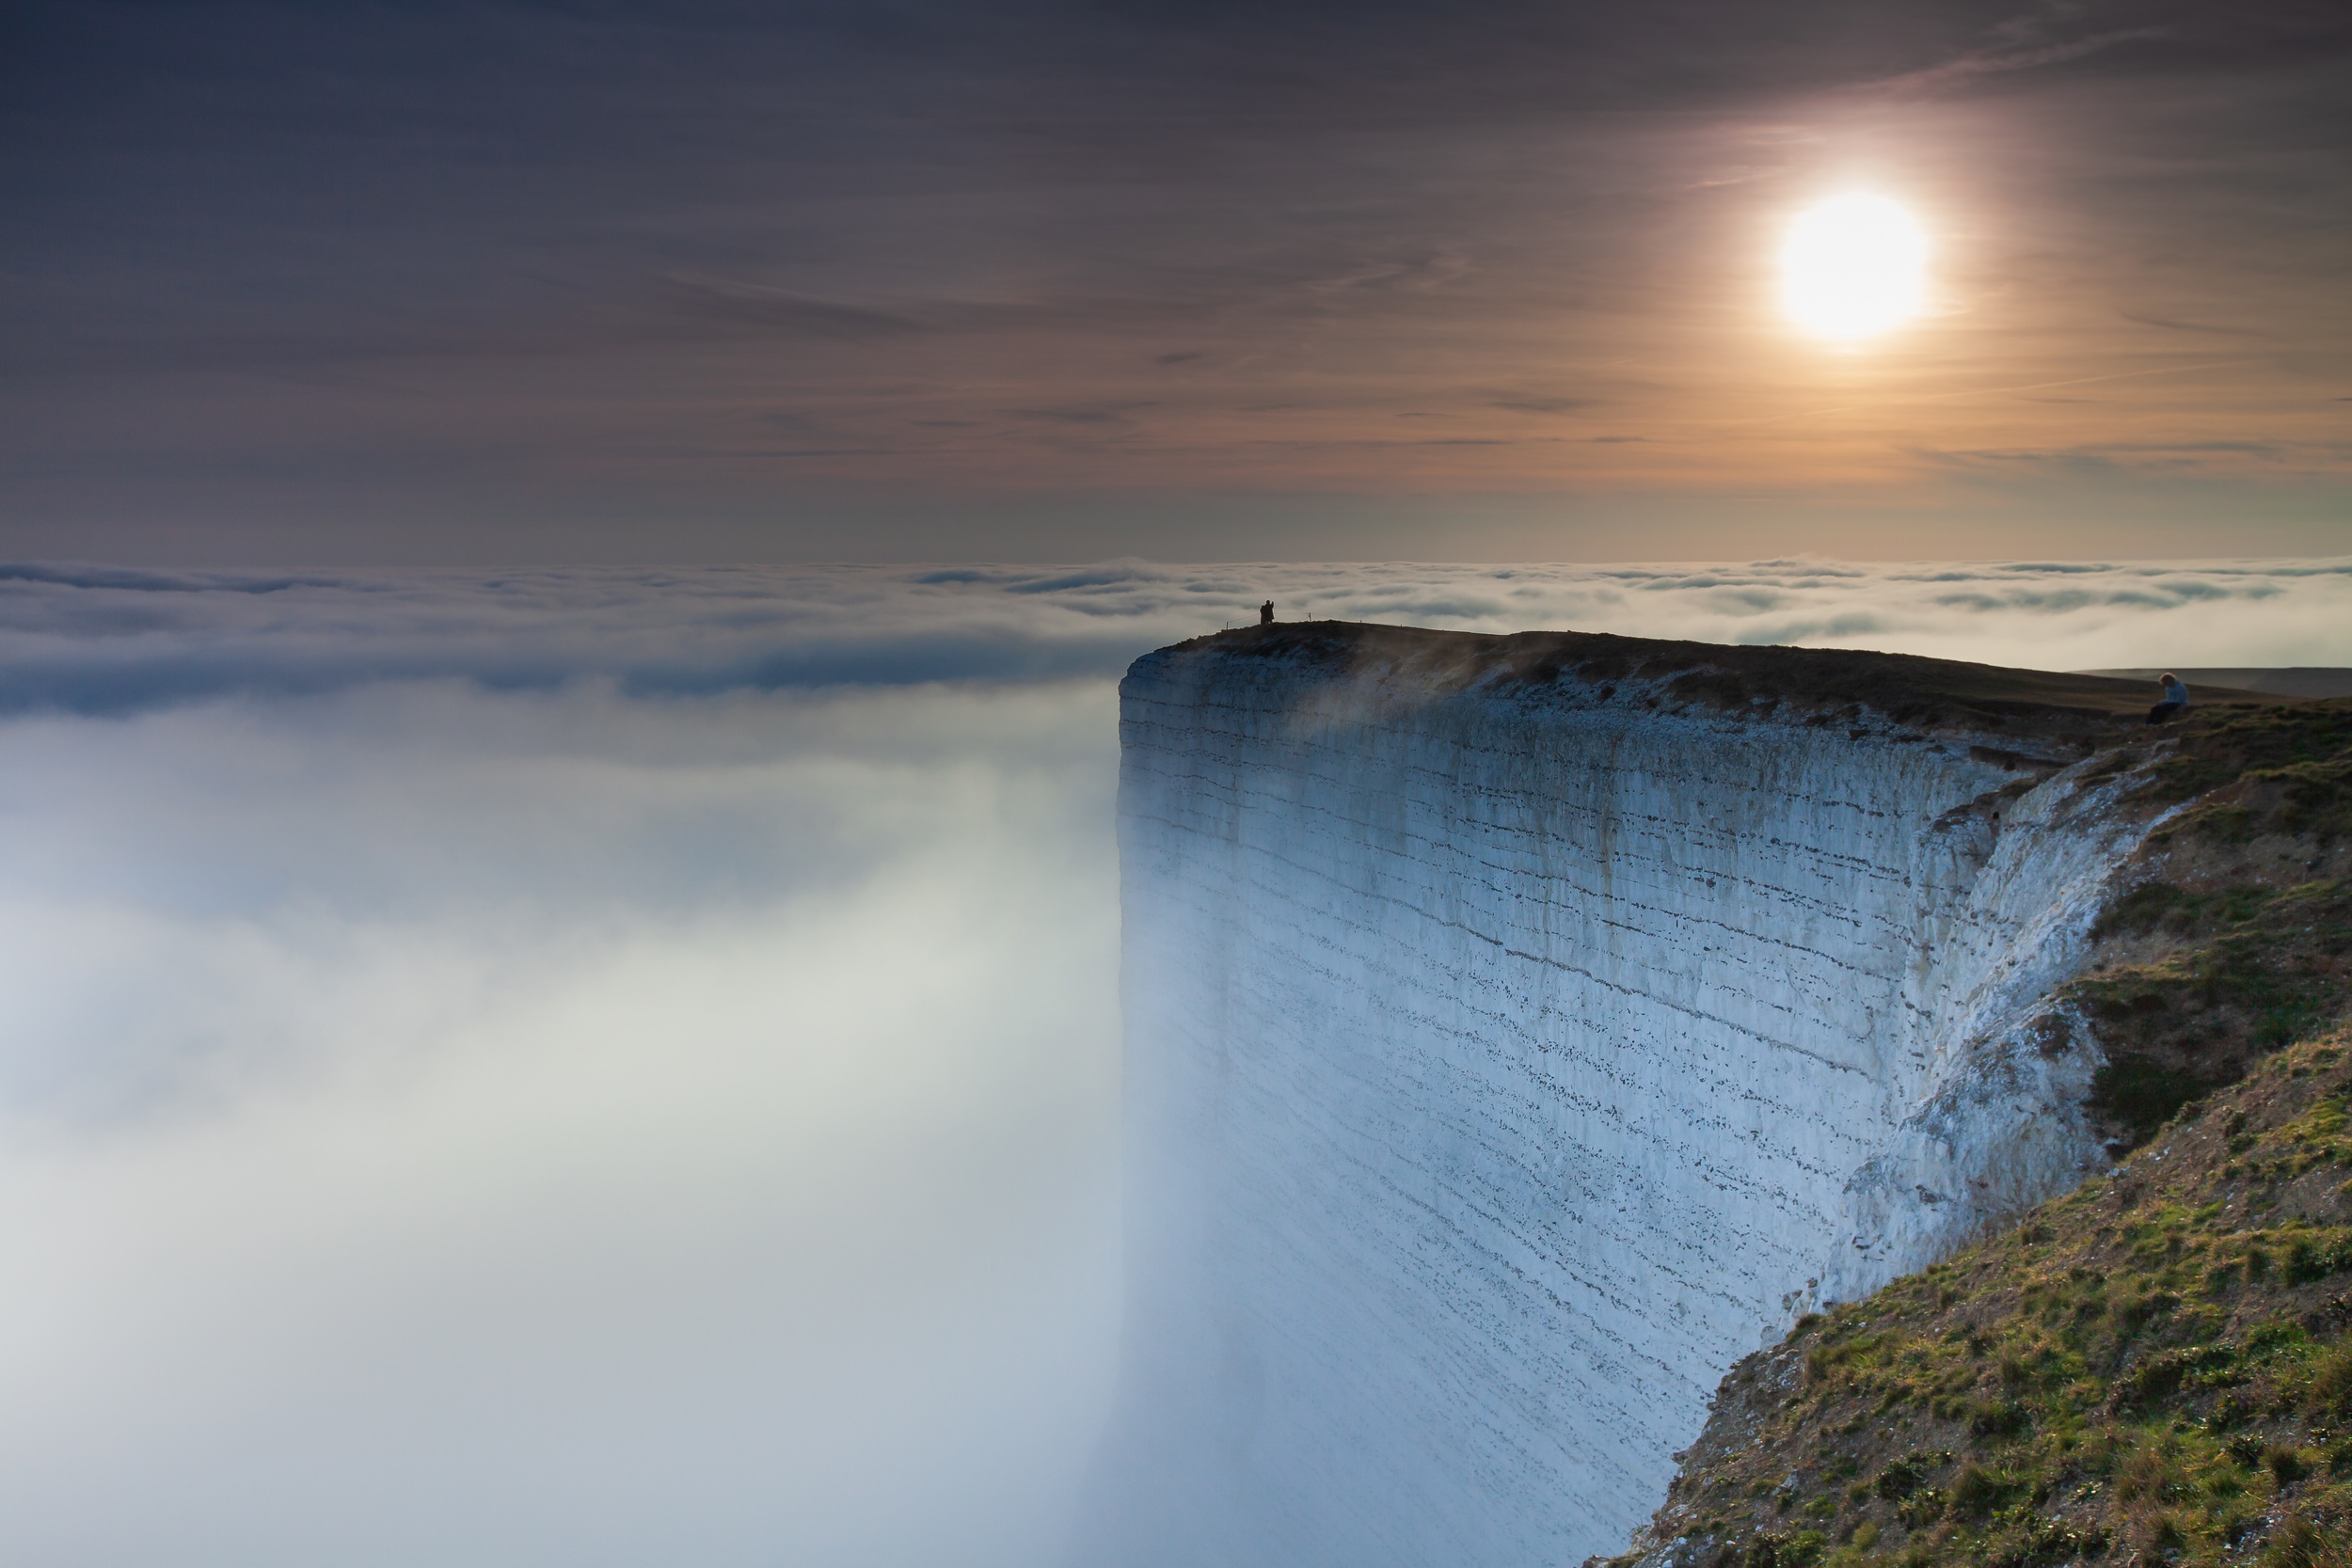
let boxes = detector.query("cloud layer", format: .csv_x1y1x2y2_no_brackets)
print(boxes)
0,673,1120,1567
2,557,2349,716
0,558,2347,1564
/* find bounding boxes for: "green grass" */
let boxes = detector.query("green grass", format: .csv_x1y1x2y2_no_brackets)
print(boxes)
2065,703,2352,1151
1620,1038,2352,1568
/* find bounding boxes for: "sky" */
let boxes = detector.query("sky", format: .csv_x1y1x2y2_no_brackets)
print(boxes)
4,0,2348,562
0,562,2347,1566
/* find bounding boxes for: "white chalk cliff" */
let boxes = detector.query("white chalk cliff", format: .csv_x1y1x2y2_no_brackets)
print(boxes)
1070,625,2164,1568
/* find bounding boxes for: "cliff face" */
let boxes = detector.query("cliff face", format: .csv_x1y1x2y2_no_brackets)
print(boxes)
1073,624,2175,1568
1603,696,2352,1568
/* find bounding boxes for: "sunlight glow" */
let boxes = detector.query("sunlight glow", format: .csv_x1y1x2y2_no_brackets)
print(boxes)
1780,193,1928,342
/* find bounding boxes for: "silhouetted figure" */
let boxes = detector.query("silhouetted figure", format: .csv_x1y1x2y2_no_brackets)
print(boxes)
1259,600,1275,626
2146,671,2189,725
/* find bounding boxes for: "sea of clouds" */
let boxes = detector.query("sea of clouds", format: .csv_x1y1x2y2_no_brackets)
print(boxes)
7,558,2352,714
0,556,2346,1567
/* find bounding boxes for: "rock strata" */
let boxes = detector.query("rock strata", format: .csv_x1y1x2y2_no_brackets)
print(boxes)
1072,624,2185,1568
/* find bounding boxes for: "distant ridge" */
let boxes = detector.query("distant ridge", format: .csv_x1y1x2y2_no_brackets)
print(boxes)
2081,667,2352,700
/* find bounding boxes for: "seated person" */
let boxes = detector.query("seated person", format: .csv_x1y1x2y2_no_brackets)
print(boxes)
2146,672,2189,725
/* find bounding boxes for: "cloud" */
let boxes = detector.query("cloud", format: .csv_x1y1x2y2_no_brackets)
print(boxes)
1014,403,1158,426
663,275,936,339
1,557,2349,1563
0,673,1122,1567
1488,396,1595,416
2,559,2349,720
1925,440,2298,476
1869,24,2168,95
2117,309,2266,338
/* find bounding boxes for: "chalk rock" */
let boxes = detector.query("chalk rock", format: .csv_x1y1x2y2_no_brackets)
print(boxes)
1070,626,2156,1568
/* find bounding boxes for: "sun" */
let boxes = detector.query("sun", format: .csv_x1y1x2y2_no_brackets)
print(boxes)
1780,193,1928,342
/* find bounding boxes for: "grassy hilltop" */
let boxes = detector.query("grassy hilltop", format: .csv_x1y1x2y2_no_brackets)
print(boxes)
1612,699,2352,1568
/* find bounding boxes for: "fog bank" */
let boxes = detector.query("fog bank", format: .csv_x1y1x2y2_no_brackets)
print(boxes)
4,557,2350,715
0,557,2345,1564
0,677,1120,1567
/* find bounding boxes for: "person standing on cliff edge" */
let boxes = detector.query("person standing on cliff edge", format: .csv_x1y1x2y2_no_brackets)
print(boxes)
2146,672,2190,724
1259,600,1274,625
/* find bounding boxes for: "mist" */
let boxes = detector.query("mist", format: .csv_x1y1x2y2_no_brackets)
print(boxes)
0,558,2346,1565
0,674,1120,1567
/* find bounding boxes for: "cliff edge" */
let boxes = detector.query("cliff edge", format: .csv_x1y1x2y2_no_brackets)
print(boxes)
1071,621,2335,1568
1604,695,2352,1568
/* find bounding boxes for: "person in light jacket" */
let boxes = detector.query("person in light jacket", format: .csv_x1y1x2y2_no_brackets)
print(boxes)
2146,672,2189,725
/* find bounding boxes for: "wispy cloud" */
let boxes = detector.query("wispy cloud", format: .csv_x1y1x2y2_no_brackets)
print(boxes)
1867,18,2168,96
2117,309,2267,339
663,274,937,340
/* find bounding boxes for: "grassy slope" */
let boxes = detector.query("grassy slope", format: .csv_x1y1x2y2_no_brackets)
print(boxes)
2069,702,2352,1151
1611,701,2352,1568
1639,1037,2352,1568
